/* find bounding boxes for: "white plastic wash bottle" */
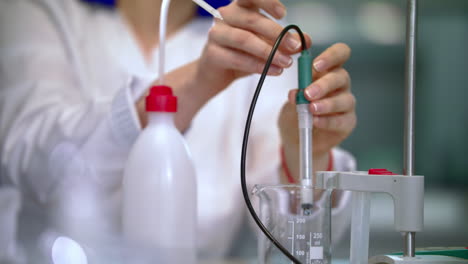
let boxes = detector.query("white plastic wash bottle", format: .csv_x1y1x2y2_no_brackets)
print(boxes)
122,85,197,264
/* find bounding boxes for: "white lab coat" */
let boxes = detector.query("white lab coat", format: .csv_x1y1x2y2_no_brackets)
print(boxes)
0,0,356,258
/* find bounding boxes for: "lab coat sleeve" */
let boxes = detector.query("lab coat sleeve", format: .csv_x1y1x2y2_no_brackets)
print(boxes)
0,2,145,204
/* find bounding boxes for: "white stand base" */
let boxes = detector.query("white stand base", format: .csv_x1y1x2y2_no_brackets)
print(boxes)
369,255,468,264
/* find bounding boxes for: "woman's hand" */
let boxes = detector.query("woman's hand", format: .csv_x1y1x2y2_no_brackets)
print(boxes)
279,43,356,181
195,0,311,98
139,0,312,131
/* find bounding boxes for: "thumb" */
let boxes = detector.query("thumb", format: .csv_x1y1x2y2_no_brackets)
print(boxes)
278,101,299,147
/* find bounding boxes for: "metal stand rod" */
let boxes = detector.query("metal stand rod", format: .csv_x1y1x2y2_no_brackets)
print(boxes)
403,0,418,257
404,232,416,257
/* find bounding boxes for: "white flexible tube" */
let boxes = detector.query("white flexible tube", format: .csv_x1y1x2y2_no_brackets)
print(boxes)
159,0,171,84
350,191,371,264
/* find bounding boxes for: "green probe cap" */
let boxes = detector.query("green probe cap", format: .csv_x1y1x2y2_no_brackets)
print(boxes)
296,50,313,105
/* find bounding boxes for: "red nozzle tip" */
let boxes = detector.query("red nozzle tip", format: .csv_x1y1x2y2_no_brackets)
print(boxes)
145,85,177,112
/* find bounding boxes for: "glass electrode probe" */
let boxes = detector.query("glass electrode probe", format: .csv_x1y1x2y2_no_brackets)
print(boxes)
296,50,314,215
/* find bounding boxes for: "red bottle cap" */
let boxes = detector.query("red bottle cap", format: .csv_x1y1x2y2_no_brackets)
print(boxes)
146,85,177,112
368,168,397,175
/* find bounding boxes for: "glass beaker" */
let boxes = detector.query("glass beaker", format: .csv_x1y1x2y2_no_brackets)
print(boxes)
253,184,332,264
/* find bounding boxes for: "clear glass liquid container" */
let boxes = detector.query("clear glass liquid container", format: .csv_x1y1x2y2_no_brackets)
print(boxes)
253,185,332,264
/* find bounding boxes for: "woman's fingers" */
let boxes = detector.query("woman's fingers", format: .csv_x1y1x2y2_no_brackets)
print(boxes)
313,42,351,73
305,68,351,101
310,91,356,115
284,90,356,134
286,64,355,130
287,89,297,105
217,5,309,54
209,2,313,76
204,0,313,80
288,88,355,116
209,22,293,68
205,43,283,76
